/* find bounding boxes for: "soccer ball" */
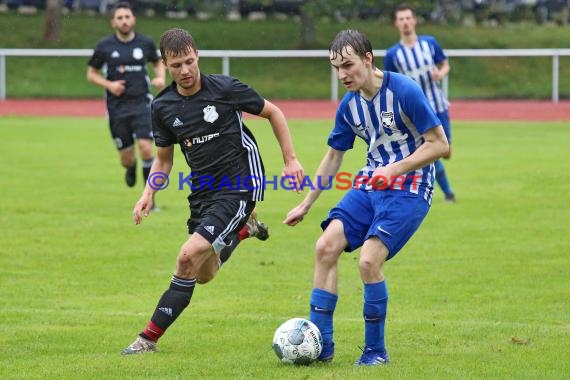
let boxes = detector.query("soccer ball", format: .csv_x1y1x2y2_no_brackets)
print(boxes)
272,318,322,365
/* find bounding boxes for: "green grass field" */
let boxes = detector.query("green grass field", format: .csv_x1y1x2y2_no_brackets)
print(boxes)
1,116,569,379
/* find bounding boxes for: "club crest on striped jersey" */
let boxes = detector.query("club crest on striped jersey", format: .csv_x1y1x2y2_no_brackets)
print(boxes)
381,111,395,131
203,105,219,123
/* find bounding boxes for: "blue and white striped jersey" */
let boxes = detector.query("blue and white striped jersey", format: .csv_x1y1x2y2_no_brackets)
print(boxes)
328,71,441,204
384,35,448,114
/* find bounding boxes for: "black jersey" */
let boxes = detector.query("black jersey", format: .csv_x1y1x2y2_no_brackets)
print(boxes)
88,33,160,102
152,75,266,201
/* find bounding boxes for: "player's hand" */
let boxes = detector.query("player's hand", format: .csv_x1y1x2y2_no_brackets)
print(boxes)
370,166,398,190
283,203,309,226
151,77,165,89
431,68,443,81
281,158,305,193
133,193,154,225
108,80,126,96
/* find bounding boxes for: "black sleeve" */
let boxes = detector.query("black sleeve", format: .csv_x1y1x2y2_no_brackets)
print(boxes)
151,102,177,147
226,77,265,115
146,38,160,63
87,41,106,69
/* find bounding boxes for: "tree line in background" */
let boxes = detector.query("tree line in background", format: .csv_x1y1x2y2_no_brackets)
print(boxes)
2,0,566,45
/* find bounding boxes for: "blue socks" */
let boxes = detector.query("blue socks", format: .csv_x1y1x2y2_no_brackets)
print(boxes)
363,281,388,353
310,284,388,355
434,159,453,196
310,288,338,351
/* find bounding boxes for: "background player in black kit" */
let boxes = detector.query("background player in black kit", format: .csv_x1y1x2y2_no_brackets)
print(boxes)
87,2,165,189
122,28,305,354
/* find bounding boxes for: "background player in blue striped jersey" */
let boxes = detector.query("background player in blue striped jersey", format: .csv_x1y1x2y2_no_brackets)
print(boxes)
384,3,456,203
285,29,449,366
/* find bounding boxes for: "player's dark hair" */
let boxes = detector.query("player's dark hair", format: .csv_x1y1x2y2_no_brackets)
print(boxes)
159,28,198,61
393,3,416,20
111,1,133,17
329,29,373,64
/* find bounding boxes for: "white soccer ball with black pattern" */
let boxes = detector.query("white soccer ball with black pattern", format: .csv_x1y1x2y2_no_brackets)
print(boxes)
272,318,322,365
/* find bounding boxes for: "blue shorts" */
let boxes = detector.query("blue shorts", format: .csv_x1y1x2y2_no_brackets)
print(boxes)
321,189,430,259
437,110,451,144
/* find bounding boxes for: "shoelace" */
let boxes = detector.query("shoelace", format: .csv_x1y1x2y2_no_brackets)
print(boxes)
356,346,387,364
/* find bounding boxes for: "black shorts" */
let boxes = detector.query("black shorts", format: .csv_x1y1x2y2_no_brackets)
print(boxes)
107,97,153,150
187,197,256,254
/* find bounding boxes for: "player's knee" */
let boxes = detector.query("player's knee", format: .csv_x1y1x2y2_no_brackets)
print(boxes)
120,156,135,167
443,145,452,159
358,254,385,280
358,257,375,276
138,139,153,158
119,149,136,167
195,258,218,284
176,249,199,272
139,146,153,160
315,237,341,264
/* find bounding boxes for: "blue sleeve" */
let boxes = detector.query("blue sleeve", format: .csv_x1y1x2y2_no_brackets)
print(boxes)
429,37,447,65
398,77,441,134
327,102,356,151
384,48,397,72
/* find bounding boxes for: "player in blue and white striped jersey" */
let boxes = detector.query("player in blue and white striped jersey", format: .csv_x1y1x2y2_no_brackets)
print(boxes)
384,3,456,202
285,29,449,366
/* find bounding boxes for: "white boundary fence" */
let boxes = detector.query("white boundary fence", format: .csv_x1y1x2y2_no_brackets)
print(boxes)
1,48,569,102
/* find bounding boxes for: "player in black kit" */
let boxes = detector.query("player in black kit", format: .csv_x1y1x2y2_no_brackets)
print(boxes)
122,28,305,354
87,2,165,189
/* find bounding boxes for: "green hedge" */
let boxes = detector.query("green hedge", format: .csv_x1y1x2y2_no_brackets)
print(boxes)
1,13,569,99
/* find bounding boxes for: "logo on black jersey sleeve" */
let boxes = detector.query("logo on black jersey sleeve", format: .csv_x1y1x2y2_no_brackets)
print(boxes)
172,117,184,128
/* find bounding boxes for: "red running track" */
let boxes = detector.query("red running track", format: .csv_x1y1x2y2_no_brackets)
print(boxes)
0,99,569,121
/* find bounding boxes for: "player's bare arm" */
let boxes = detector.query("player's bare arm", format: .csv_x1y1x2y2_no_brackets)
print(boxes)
86,66,126,96
151,60,166,89
432,60,450,81
258,99,305,189
284,148,345,226
133,145,174,224
370,126,449,188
